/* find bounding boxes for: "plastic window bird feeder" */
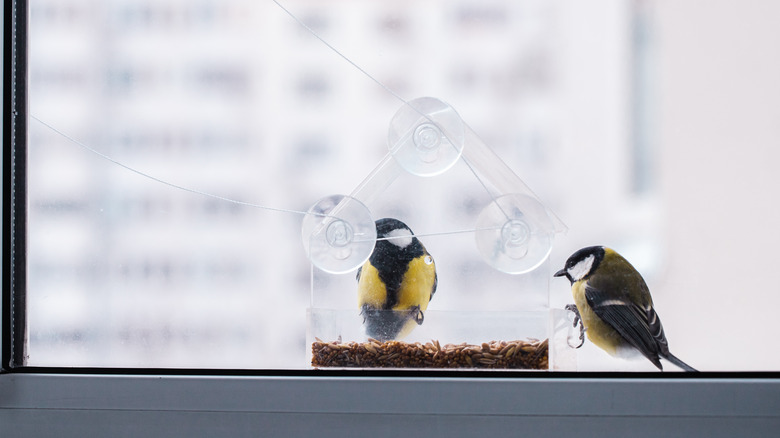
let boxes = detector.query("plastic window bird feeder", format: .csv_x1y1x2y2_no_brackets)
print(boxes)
302,97,575,370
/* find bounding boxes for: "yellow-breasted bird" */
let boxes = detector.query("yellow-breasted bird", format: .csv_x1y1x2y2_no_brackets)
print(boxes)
554,246,697,371
357,218,437,341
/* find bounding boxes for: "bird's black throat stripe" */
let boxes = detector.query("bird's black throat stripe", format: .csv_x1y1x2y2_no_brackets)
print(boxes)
370,238,425,309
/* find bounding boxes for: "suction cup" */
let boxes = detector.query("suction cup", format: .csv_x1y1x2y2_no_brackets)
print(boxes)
302,195,376,274
475,194,554,274
388,97,465,177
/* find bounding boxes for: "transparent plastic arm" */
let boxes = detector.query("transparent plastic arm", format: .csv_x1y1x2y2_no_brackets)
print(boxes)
347,153,404,209
461,125,567,235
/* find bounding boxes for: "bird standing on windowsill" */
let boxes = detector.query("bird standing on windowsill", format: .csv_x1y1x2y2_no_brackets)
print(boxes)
555,246,697,372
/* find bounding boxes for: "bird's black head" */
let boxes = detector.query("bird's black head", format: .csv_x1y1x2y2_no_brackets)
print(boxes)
554,246,605,284
370,218,425,273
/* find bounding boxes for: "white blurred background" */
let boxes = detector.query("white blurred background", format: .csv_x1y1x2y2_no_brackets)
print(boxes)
23,0,780,370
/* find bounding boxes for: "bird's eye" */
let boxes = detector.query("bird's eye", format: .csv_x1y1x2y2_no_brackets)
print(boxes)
424,255,433,265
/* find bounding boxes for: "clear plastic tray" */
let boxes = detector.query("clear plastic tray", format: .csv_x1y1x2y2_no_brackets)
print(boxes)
307,308,576,370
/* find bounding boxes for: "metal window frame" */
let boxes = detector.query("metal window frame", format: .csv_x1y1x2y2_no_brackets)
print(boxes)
2,2,779,436
2,0,27,371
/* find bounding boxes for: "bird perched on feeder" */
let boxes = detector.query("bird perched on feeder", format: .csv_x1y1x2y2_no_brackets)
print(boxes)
357,218,437,341
555,246,697,371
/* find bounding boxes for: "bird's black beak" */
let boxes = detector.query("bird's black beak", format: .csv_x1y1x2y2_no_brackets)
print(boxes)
554,268,567,278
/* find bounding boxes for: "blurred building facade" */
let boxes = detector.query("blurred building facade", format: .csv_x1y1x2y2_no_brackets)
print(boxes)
26,0,653,368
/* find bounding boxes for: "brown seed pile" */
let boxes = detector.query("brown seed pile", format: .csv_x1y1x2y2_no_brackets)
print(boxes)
311,338,548,369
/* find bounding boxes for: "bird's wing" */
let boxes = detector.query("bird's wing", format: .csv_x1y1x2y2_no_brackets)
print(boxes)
584,284,664,369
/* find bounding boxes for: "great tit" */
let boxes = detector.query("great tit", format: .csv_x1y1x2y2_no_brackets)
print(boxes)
555,246,697,372
357,218,437,341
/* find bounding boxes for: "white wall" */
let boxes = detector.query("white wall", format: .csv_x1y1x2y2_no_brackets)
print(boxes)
655,0,780,370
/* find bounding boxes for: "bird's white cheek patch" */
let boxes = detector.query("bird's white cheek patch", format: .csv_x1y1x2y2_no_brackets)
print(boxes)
386,228,413,248
568,254,595,282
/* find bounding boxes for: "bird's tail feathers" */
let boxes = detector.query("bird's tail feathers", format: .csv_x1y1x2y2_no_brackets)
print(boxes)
663,353,698,372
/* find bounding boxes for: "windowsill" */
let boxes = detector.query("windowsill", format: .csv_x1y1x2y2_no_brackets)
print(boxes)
1,371,778,436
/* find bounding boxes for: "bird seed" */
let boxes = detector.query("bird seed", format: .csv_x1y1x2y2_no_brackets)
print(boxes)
311,338,548,369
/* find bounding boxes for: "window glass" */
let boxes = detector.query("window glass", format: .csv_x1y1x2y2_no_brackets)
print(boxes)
25,0,718,371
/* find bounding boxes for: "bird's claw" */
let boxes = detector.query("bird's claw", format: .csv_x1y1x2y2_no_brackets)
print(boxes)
565,304,586,349
410,306,424,325
564,304,580,326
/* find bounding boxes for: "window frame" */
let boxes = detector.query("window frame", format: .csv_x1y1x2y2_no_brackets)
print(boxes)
1,370,780,436
2,1,779,436
2,0,27,371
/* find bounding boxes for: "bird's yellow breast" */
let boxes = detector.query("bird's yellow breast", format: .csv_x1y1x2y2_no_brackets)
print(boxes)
357,262,386,309
394,255,436,311
357,255,436,310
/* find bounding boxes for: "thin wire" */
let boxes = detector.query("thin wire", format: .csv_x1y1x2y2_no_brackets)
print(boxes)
32,114,501,241
270,0,409,107
368,226,503,243
30,115,322,217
